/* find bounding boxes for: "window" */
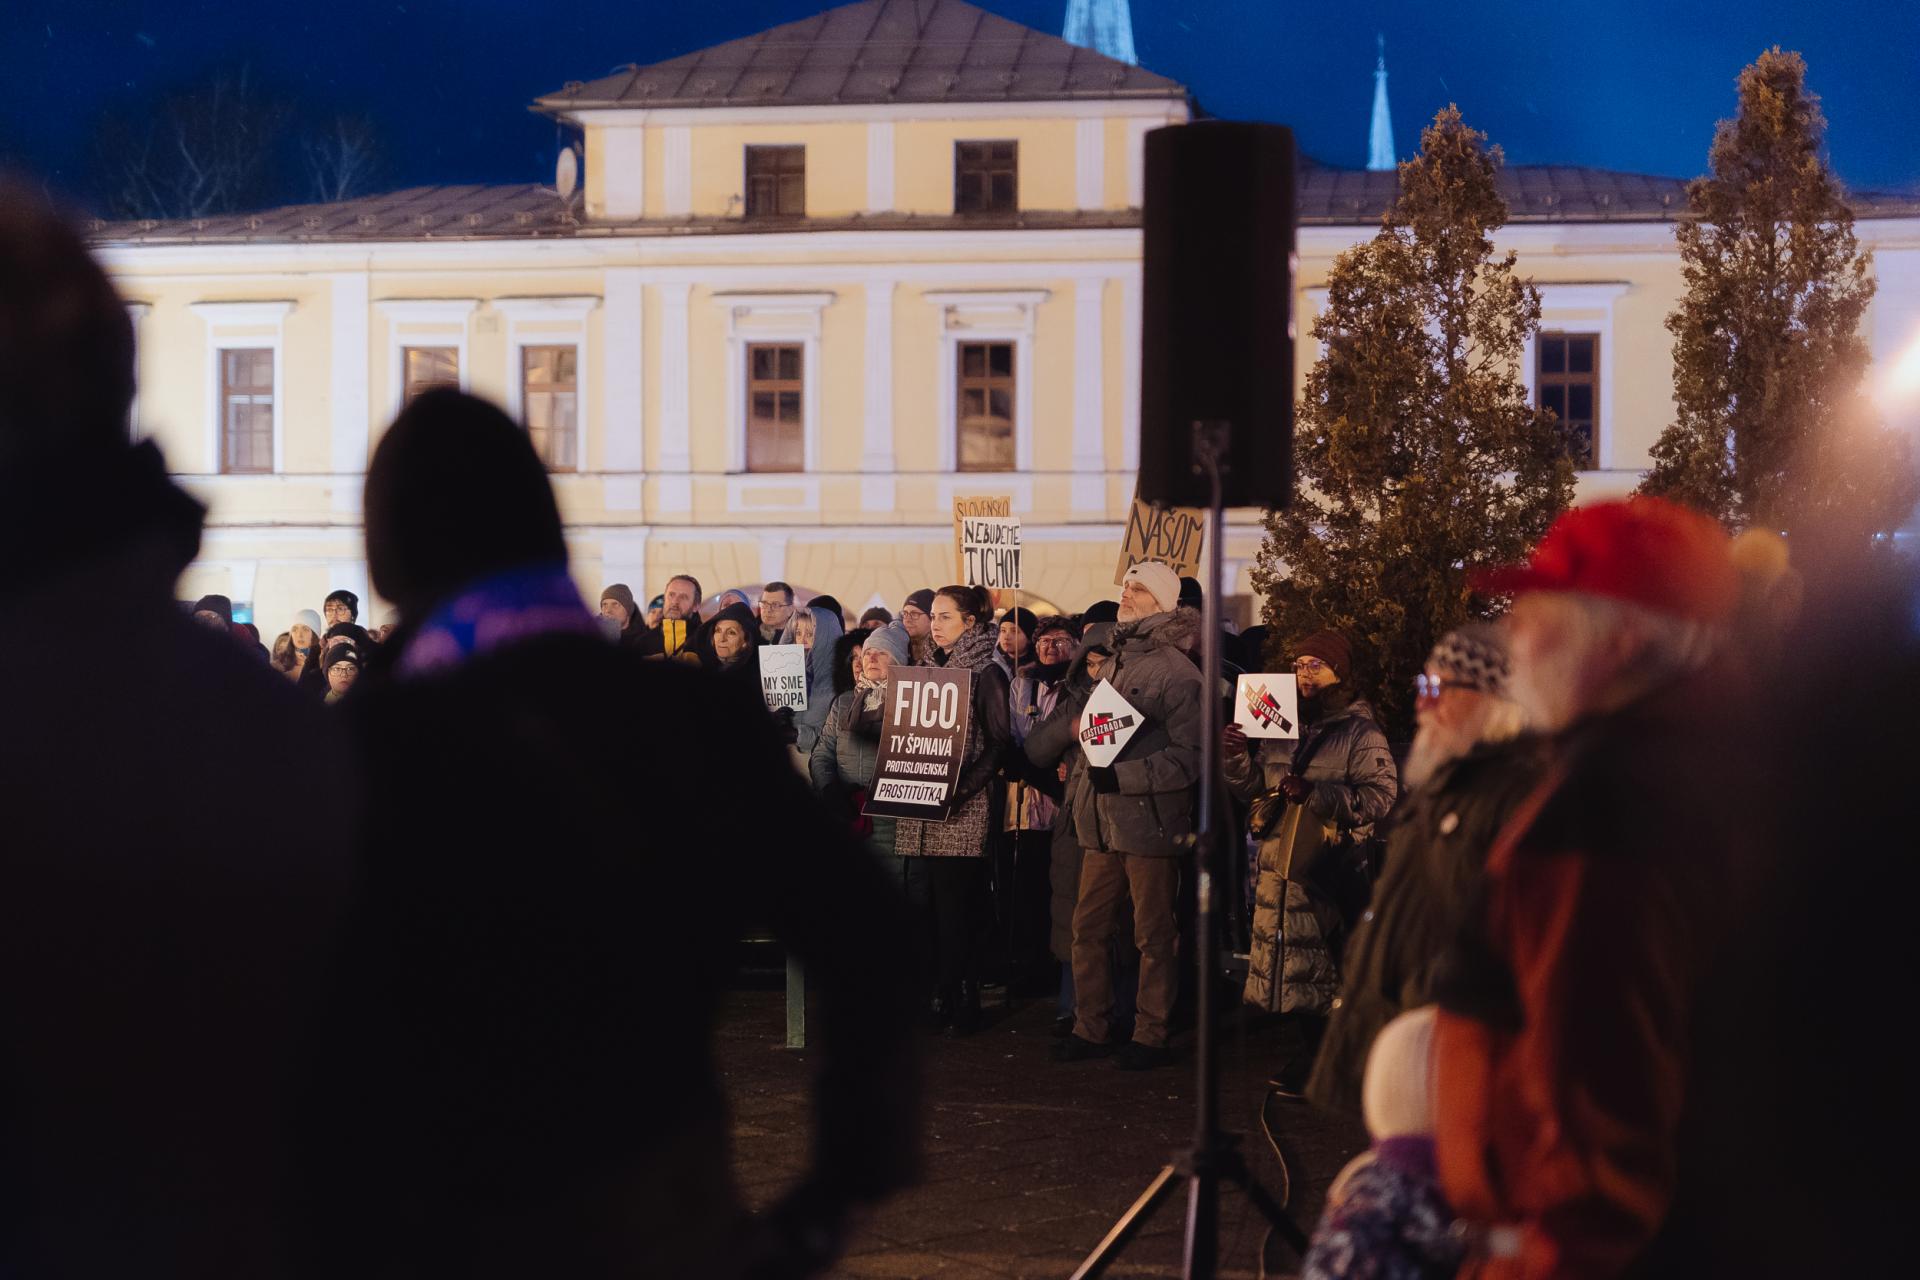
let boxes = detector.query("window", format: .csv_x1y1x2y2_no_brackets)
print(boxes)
218,348,274,473
957,341,1016,471
745,145,806,217
403,346,459,405
522,345,578,471
1536,333,1599,470
955,140,1018,214
746,343,804,473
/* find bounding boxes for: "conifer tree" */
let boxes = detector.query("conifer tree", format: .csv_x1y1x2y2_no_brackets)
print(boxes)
1253,107,1575,736
1640,48,1916,541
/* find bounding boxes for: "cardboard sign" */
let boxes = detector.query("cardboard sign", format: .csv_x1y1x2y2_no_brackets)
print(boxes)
864,666,975,821
758,644,809,712
961,515,1022,591
953,495,1012,580
1235,673,1299,739
1114,496,1207,585
1078,679,1145,769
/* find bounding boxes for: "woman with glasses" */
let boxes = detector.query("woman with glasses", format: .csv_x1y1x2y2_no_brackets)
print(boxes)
1222,629,1398,1095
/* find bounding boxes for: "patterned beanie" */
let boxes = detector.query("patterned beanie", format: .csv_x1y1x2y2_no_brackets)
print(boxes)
1427,622,1512,698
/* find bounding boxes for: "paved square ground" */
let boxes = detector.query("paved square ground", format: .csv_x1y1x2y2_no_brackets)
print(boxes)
717,989,1368,1279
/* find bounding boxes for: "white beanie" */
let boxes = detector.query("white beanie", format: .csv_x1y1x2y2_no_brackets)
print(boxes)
292,609,324,639
1362,1006,1437,1141
1122,561,1181,615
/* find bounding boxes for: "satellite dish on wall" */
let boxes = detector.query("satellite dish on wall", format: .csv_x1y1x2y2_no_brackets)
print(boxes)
555,145,580,201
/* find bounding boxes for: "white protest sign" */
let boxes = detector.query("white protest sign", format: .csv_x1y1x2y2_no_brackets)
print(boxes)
757,644,809,712
1234,673,1299,739
961,515,1022,591
1078,679,1145,768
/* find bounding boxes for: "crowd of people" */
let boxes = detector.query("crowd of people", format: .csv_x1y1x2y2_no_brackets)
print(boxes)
5,181,1915,1278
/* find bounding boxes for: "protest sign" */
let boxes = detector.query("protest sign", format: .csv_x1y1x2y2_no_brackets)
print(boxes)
864,666,975,821
1234,673,1299,739
961,515,1022,591
952,495,1012,580
1078,679,1145,768
1114,496,1207,585
757,644,808,712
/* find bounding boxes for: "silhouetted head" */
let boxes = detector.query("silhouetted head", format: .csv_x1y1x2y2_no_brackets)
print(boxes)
364,389,566,621
0,182,135,469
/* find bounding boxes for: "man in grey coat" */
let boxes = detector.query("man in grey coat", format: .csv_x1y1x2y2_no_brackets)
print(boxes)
1028,561,1201,1071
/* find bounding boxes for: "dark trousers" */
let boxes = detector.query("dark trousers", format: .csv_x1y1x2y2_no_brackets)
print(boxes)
903,856,984,993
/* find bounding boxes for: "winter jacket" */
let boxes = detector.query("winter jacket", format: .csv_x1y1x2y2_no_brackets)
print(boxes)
893,626,1011,858
793,601,845,755
634,611,702,661
1301,1138,1465,1280
1306,736,1545,1115
1432,678,1755,1280
810,687,898,857
1226,688,1397,1014
1024,608,1205,859
1005,667,1064,832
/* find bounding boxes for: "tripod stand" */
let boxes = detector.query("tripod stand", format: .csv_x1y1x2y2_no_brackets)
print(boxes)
1071,421,1307,1280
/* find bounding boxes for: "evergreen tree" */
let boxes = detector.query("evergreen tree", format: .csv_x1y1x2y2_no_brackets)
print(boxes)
1253,107,1575,737
1640,48,1916,541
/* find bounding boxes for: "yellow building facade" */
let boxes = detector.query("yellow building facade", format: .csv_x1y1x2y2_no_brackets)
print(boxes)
92,0,1920,635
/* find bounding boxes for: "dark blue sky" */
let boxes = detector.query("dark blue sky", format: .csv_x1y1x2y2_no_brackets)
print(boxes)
6,0,1917,208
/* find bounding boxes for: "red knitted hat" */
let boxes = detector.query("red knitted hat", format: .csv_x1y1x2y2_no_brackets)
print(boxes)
1475,498,1739,625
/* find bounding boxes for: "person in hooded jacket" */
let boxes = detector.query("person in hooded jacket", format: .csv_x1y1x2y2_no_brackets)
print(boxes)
810,623,912,864
0,185,353,1278
996,613,1076,993
788,594,846,755
892,584,1012,1035
309,388,920,1280
1223,628,1398,1096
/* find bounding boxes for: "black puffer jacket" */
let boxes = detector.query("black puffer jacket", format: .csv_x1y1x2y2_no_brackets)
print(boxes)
1305,734,1545,1114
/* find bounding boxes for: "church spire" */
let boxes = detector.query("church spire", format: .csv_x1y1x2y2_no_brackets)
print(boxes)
1367,34,1396,171
1063,0,1139,66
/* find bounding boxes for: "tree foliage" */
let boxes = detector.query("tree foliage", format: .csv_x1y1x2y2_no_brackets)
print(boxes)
1639,48,1917,541
1254,107,1575,737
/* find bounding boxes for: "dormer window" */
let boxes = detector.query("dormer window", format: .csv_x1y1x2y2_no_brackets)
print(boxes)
745,145,806,217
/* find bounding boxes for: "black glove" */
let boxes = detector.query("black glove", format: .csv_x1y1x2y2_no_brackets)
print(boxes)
771,706,799,747
1088,765,1120,794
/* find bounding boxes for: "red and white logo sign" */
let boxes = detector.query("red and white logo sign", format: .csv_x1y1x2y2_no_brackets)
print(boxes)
1079,679,1144,768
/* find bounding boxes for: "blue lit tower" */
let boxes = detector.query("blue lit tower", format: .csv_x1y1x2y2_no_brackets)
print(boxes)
1368,34,1396,171
1063,0,1139,66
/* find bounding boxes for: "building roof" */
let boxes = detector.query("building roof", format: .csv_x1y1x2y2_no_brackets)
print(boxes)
533,0,1185,114
88,166,1920,247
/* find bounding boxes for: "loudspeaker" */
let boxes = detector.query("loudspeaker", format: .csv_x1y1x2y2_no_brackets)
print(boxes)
1137,121,1296,509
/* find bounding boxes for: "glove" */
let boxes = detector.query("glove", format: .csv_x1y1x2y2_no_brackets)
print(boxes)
1278,774,1311,804
1088,765,1120,794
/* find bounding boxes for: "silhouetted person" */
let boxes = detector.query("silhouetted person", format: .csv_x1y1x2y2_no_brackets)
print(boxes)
0,184,353,1276
312,389,919,1278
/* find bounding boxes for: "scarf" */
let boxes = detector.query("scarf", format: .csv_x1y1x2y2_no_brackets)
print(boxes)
396,562,602,679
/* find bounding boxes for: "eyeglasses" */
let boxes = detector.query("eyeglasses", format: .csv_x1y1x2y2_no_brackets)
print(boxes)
1292,658,1328,675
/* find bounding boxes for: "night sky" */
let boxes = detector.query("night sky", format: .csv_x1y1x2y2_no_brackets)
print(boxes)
6,0,1917,211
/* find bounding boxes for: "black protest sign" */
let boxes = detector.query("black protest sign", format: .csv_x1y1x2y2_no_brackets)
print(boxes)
863,666,975,821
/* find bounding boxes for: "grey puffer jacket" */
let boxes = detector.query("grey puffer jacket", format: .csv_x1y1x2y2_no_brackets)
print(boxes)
1025,609,1204,859
1226,689,1398,1014
809,687,898,857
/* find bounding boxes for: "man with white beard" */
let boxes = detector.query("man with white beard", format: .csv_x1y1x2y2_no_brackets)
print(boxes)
1303,623,1542,1116
1426,497,1746,1279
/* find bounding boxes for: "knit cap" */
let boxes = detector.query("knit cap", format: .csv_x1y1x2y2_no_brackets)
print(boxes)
291,609,324,640
862,622,912,665
1426,622,1512,699
1121,561,1180,614
904,588,935,615
1362,1007,1437,1140
1294,629,1353,682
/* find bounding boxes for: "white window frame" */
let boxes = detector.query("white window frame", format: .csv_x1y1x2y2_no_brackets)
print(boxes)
925,289,1047,473
495,296,599,473
125,301,150,440
376,299,476,422
191,300,294,475
1520,283,1629,472
712,291,834,474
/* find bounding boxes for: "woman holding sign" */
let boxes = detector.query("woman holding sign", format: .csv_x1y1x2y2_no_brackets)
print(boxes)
893,584,1011,1035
